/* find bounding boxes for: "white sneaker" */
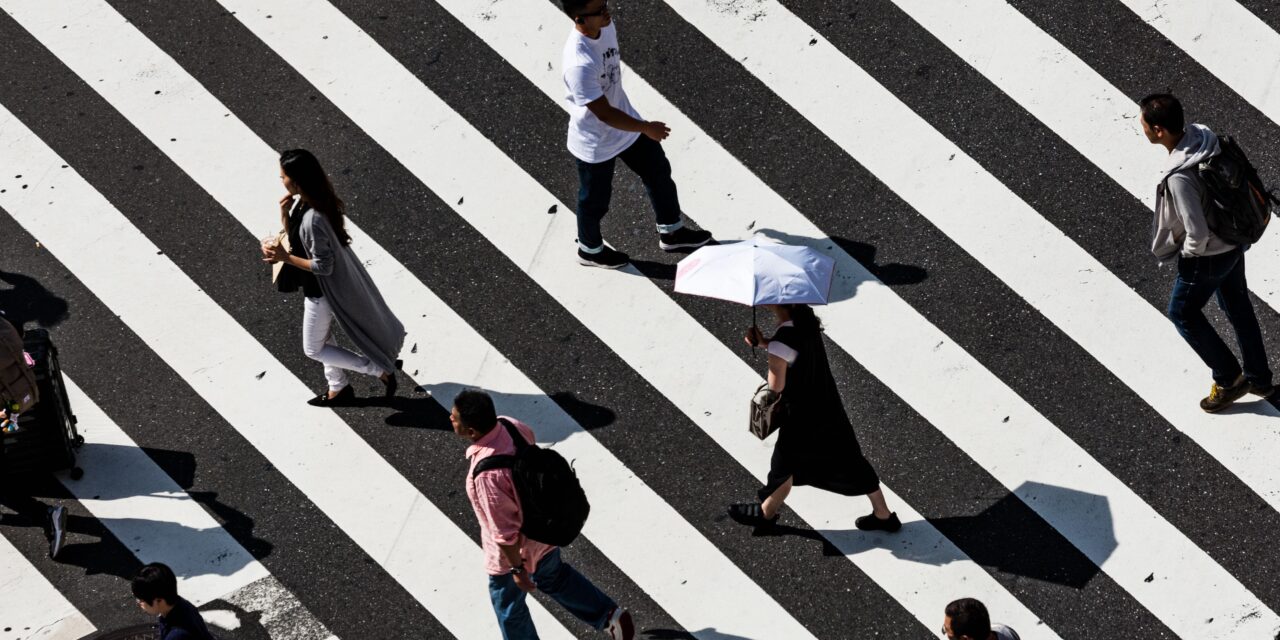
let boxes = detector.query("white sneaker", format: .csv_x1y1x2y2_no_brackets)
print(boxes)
49,506,67,559
605,607,634,640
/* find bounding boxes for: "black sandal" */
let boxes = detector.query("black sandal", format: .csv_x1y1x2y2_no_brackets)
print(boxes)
728,502,779,528
307,385,355,407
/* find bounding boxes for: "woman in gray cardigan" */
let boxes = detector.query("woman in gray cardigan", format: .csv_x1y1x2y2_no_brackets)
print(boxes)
263,149,405,406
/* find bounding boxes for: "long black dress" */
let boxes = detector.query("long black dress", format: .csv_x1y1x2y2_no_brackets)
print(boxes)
757,321,881,502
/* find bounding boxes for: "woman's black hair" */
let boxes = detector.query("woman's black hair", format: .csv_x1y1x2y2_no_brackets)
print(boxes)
785,304,823,332
279,149,352,246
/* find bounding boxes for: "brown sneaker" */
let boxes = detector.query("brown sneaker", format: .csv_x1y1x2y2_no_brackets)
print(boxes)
1200,375,1250,413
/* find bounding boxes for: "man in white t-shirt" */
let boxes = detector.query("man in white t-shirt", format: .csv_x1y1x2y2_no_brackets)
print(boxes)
943,598,1020,640
560,0,713,269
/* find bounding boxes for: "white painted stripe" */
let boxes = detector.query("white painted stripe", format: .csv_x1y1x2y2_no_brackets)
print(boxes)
882,0,1280,515
56,375,335,640
1121,0,1280,129
0,99,567,640
0,535,93,640
653,0,1279,636
1115,0,1280,365
222,0,1051,634
57,375,268,602
3,1,809,636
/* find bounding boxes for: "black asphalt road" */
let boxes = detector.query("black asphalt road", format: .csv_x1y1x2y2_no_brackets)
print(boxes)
2,0,1279,638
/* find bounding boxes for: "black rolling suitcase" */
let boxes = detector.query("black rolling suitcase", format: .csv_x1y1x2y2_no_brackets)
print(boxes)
1,328,83,479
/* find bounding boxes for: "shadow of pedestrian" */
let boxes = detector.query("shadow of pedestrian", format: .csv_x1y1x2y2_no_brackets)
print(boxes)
342,394,456,430
0,269,70,332
643,629,756,640
410,382,617,443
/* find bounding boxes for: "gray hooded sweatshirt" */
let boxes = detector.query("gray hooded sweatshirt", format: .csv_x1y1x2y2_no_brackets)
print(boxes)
299,209,405,375
1151,123,1235,261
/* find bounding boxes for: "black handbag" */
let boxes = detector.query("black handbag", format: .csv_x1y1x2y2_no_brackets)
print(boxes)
749,383,784,440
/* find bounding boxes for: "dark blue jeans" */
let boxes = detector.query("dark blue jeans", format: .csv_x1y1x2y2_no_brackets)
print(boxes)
1167,246,1272,387
575,134,683,251
487,548,615,640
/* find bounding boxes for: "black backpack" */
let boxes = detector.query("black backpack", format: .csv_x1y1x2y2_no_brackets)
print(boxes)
1197,134,1279,245
472,418,590,547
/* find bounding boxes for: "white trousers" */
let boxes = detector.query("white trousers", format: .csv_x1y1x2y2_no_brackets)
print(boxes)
302,296,382,391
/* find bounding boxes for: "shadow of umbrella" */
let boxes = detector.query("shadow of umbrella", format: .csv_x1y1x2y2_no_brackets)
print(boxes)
928,481,1115,588
735,482,1113,589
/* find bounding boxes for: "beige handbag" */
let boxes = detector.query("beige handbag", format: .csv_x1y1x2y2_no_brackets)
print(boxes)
270,231,292,284
749,383,784,440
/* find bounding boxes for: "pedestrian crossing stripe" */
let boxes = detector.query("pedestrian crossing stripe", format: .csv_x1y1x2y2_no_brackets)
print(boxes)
2,0,1280,638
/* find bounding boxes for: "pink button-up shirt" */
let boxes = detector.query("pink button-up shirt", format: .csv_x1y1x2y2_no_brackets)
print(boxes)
465,416,555,576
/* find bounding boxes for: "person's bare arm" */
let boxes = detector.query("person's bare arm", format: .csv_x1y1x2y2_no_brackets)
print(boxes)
585,96,670,141
766,353,788,393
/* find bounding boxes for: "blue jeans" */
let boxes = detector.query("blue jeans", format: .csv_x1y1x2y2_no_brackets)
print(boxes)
1167,246,1272,387
487,548,616,640
575,134,684,252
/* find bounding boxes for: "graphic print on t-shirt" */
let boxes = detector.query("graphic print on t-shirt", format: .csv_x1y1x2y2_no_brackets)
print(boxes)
563,25,641,163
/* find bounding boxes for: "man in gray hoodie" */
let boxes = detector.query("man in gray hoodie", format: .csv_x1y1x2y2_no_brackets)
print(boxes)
1141,93,1273,412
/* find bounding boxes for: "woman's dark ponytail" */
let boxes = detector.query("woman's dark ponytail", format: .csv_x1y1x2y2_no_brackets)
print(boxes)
787,304,823,332
280,149,352,246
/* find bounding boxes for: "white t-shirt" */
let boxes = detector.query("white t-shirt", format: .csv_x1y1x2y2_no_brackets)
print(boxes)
562,23,642,163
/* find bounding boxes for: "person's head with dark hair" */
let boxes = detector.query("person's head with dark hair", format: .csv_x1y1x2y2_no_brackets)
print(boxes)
782,304,823,333
1139,93,1185,149
943,597,993,639
451,389,498,440
562,0,610,35
279,149,352,246
132,562,180,615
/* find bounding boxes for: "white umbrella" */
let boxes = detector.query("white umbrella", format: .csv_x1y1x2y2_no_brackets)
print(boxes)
674,238,835,307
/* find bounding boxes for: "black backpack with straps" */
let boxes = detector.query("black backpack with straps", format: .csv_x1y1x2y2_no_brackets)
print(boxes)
472,418,590,547
1197,134,1279,245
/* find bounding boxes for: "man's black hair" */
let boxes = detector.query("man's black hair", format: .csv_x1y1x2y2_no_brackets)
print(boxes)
1140,93,1185,133
560,0,593,18
454,389,498,434
131,562,179,605
945,598,992,639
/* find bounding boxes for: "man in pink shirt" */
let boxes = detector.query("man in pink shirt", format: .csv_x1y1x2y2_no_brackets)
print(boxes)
452,389,634,640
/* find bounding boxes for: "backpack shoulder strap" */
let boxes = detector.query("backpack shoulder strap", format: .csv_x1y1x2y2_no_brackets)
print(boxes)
497,417,529,450
472,454,517,478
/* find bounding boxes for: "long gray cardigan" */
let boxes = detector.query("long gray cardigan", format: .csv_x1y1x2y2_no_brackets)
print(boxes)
298,209,405,375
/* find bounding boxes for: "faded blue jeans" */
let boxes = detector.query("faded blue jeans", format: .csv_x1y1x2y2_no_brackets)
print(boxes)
487,548,615,640
1167,246,1272,387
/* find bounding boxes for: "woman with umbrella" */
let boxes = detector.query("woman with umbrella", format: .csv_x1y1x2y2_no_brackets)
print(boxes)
674,238,899,531
732,303,899,531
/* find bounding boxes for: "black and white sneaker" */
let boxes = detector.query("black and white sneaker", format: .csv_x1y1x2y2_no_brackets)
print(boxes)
658,227,713,251
605,606,634,640
49,506,67,559
578,246,629,269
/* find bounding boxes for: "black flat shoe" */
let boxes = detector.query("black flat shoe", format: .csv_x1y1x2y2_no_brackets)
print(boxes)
855,512,902,533
728,502,779,528
307,385,355,407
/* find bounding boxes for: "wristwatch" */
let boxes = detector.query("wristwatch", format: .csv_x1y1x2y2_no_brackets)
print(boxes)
509,566,525,577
